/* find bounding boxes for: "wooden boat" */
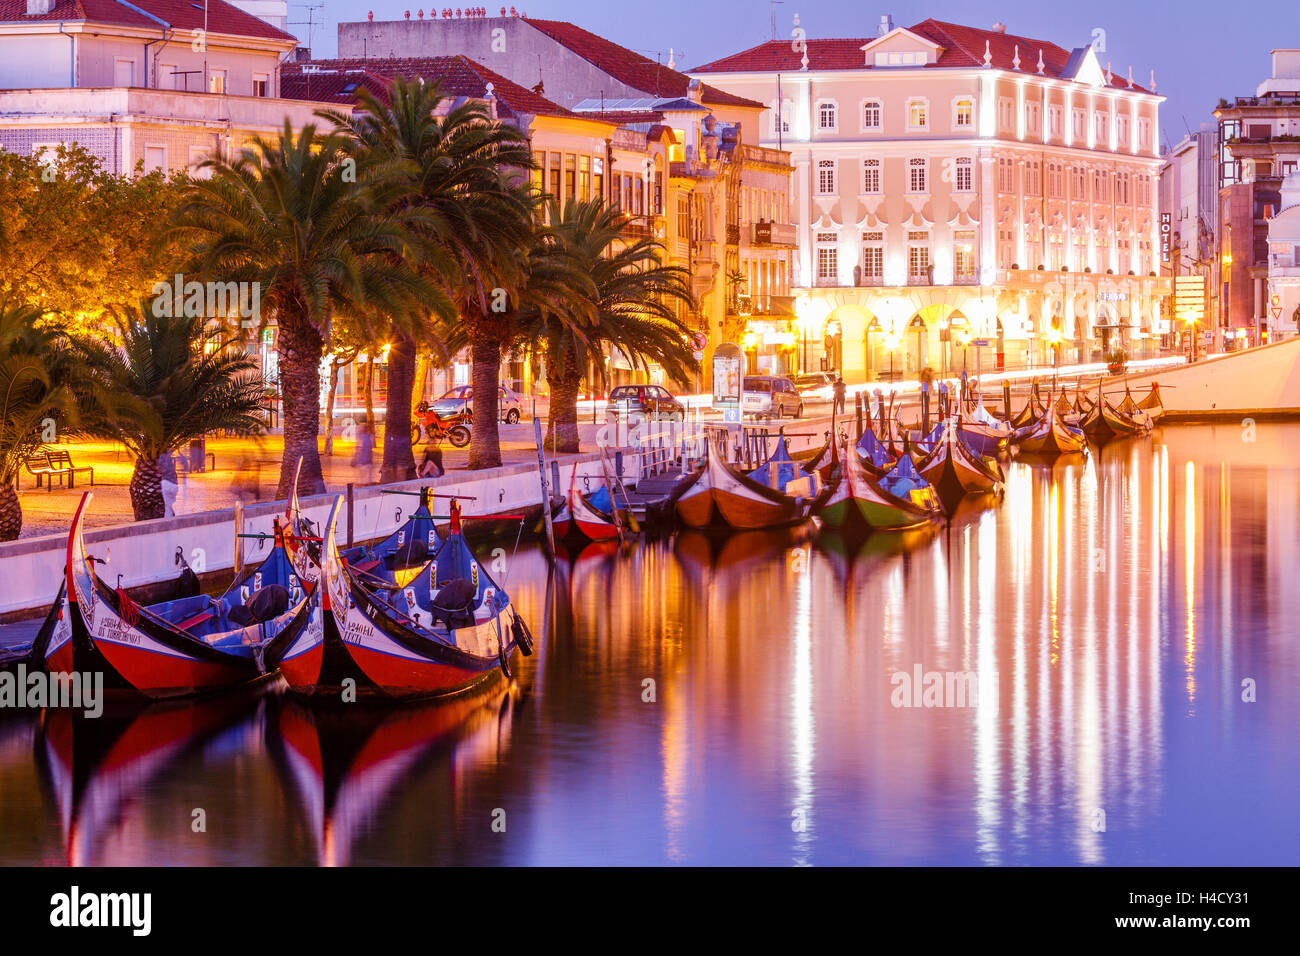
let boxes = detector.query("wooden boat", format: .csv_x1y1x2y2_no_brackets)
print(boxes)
319,498,533,699
816,442,875,534
338,488,441,581
1119,386,1157,429
554,471,623,542
957,400,1012,457
857,447,943,531
674,437,817,530
1136,382,1166,422
1010,381,1047,428
55,492,309,698
1081,383,1145,444
855,426,896,477
1015,409,1087,455
918,422,1004,513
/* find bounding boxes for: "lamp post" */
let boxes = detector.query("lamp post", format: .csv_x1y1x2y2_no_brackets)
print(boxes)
955,327,972,375
883,330,900,383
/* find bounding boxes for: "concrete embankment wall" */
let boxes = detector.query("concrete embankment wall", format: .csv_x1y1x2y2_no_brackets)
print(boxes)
1118,337,1300,420
0,453,624,618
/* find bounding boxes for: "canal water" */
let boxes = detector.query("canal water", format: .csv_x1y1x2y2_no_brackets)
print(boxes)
1,422,1297,865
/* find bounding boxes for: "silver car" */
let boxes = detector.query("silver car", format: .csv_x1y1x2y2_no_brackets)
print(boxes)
741,375,803,419
429,384,524,423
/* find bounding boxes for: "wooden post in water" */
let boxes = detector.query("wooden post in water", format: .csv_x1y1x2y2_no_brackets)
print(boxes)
533,408,556,559
345,482,354,548
1002,381,1012,422
233,501,245,575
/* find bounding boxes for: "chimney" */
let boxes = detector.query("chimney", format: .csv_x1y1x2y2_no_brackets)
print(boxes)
992,22,1007,33
26,0,55,14
878,14,893,36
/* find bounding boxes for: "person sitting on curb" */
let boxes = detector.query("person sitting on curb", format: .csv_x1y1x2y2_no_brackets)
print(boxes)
418,445,445,479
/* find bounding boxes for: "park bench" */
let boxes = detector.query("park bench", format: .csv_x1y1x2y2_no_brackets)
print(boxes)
23,449,94,490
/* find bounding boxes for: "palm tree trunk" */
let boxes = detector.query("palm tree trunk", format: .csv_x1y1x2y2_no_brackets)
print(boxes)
323,359,341,456
468,329,503,470
381,331,417,482
129,457,165,520
276,319,327,497
0,482,22,542
362,356,375,429
546,372,583,453
412,351,430,410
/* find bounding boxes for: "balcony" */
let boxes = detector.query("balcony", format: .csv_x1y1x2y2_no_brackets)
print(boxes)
737,143,793,169
752,221,797,246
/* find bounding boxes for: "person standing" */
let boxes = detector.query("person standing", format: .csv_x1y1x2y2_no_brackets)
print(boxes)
833,376,847,416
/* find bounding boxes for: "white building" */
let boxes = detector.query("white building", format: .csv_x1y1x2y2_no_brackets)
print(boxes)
691,16,1172,380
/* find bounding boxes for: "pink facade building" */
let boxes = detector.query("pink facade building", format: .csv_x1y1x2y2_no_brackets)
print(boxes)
691,17,1171,380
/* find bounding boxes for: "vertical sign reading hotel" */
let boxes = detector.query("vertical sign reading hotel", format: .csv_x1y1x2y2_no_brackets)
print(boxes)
1160,213,1171,265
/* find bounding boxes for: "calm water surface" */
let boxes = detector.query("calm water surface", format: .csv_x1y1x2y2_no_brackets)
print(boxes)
1,423,1298,865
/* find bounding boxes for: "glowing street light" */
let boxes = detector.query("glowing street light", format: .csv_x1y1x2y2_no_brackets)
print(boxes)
883,329,901,382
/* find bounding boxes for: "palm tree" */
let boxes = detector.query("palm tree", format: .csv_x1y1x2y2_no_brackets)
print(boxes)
0,304,90,541
172,122,437,497
323,76,537,473
520,198,697,453
74,308,268,520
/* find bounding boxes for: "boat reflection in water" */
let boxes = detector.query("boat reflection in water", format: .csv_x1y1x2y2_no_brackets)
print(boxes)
36,693,265,867
266,686,519,867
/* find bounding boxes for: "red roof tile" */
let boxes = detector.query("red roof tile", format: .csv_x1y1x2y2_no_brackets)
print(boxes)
522,17,764,110
281,55,578,120
691,18,1152,94
0,0,296,43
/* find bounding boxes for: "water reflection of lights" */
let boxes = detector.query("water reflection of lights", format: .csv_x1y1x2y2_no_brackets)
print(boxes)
791,543,814,865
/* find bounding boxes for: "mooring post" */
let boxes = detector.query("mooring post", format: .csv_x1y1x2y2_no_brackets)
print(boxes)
345,482,354,549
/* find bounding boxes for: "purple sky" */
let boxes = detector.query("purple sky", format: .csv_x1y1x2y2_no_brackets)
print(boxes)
303,1,1292,148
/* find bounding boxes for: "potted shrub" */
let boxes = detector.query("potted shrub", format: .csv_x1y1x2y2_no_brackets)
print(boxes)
1105,347,1128,376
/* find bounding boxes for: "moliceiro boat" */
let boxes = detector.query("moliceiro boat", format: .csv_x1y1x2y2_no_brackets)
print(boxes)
318,497,533,699
554,472,624,542
918,421,1005,514
1014,409,1087,455
53,492,309,698
674,436,818,531
857,447,944,531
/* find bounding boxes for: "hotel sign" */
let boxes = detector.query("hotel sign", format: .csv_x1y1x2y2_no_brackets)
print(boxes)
1160,213,1171,264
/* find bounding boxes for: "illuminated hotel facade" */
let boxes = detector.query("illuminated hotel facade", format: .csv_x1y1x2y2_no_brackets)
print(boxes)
691,17,1173,381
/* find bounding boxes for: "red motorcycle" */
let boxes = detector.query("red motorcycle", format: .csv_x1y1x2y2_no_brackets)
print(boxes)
412,403,472,448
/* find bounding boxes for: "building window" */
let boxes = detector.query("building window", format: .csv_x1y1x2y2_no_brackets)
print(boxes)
1072,108,1086,141
1073,234,1088,271
677,197,689,238
1116,171,1130,205
1093,169,1109,202
114,58,135,87
816,236,838,284
771,99,792,135
252,73,269,97
1047,162,1064,198
817,159,836,195
1048,105,1063,139
997,157,1015,193
1025,102,1040,135
1094,110,1107,145
817,100,837,131
143,145,167,174
998,97,1014,131
862,232,884,282
907,98,929,130
862,99,882,131
1072,165,1087,199
209,70,227,94
954,231,976,280
874,50,926,67
1138,118,1151,149
907,232,931,283
908,157,928,193
1117,115,1129,145
862,158,881,194
954,97,974,130
564,155,576,202
1024,160,1041,197
953,156,973,192
998,228,1015,269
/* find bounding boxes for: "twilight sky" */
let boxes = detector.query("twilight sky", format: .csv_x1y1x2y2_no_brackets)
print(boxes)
299,0,1294,148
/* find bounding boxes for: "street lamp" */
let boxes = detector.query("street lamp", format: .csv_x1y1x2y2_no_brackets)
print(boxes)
883,329,901,382
955,326,972,375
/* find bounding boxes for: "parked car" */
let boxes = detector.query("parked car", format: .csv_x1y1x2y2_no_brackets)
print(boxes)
426,384,523,423
741,375,803,418
792,372,836,401
609,384,686,422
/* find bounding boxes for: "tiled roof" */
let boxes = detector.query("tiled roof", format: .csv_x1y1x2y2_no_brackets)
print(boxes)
522,17,764,109
691,18,1153,94
282,56,576,119
0,0,296,43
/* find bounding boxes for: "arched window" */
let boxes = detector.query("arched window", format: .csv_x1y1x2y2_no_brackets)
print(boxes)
861,99,882,131
953,97,974,129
